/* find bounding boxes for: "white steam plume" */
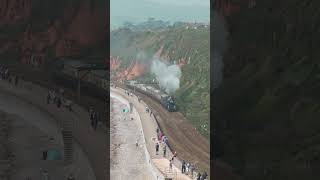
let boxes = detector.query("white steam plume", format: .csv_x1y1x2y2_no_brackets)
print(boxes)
151,58,181,94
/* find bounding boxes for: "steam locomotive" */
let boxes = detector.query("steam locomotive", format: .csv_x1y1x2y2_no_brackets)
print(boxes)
126,81,177,112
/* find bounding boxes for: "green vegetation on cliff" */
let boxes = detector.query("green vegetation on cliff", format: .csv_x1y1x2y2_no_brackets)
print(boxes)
214,1,320,179
111,25,210,138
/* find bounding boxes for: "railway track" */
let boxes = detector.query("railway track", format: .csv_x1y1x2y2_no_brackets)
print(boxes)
131,90,210,175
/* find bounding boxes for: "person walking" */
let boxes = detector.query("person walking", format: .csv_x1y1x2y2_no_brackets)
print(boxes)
163,145,167,157
169,160,173,170
155,142,159,155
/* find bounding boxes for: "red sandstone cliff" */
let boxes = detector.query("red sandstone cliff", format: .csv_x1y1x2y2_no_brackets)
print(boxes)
0,0,107,66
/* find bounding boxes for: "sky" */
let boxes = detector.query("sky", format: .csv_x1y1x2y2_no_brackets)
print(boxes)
111,0,210,29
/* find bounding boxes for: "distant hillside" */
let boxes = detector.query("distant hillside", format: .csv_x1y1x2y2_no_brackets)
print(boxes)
111,25,210,138
121,18,170,32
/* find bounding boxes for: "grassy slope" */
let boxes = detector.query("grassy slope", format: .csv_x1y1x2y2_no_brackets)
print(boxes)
111,26,210,138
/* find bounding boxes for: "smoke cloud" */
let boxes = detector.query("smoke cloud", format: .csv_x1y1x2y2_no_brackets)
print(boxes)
212,11,228,90
151,58,181,94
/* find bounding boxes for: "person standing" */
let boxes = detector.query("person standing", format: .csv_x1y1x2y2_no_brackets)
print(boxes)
155,142,159,155
46,91,51,104
197,173,201,180
186,162,190,174
158,132,163,141
190,164,195,177
93,112,98,131
15,75,19,86
57,97,61,108
41,169,49,180
4,68,8,80
90,107,94,123
201,172,208,180
164,137,169,146
163,145,167,157
91,111,96,129
182,160,186,173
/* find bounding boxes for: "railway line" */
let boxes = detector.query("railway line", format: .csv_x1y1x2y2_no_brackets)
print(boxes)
129,88,210,174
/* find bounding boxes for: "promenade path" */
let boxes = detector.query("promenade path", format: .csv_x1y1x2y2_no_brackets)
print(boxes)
111,87,194,180
110,96,154,179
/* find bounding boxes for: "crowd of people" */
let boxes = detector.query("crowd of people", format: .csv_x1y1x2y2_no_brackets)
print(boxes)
46,88,72,111
181,159,208,179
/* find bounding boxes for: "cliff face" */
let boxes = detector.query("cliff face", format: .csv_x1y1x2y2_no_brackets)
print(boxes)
214,1,320,179
0,0,107,65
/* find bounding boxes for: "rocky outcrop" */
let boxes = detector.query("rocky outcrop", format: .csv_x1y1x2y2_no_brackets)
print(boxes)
0,0,32,26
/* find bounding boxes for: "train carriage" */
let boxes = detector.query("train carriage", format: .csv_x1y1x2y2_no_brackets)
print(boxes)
126,81,177,112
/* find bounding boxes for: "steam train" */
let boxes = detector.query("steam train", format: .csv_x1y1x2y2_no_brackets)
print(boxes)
126,81,177,112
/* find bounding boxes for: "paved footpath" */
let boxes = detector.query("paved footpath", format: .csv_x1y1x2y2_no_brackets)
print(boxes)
110,97,154,179
0,79,107,180
111,87,195,180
